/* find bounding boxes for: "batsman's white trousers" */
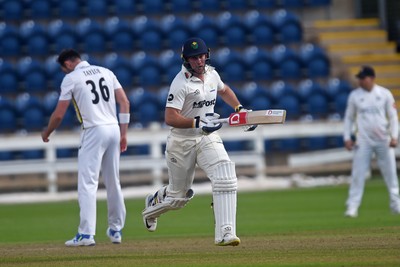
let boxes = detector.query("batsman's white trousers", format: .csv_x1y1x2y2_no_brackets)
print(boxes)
77,124,126,236
165,133,231,197
347,140,400,211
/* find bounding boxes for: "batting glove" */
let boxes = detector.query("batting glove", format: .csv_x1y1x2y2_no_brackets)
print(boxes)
193,113,222,135
235,105,258,132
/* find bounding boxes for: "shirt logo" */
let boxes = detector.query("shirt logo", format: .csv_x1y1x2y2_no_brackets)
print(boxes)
192,99,216,108
168,94,174,101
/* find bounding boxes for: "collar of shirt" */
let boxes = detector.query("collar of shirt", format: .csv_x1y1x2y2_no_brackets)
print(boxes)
74,61,90,70
181,65,215,82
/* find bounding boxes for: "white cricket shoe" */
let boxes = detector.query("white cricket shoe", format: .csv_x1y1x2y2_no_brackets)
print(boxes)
143,194,157,232
344,206,358,218
107,227,122,244
215,234,241,246
65,233,95,247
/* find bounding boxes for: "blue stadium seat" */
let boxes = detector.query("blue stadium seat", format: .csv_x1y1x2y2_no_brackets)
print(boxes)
27,0,53,19
132,16,163,52
42,91,60,116
269,80,297,104
299,43,330,78
214,98,234,118
304,136,329,150
20,149,45,159
86,0,110,17
170,0,194,13
0,151,15,161
225,0,250,10
296,79,325,102
57,148,75,158
59,105,80,130
15,93,45,132
213,48,246,82
217,12,248,47
19,21,50,56
0,23,22,57
105,17,135,53
160,15,191,50
159,50,182,84
44,55,64,89
1,0,24,21
130,52,162,86
0,97,17,133
129,88,161,126
279,0,305,8
76,19,107,53
325,78,352,101
197,0,221,12
305,93,329,119
306,0,331,7
0,59,18,94
17,57,47,93
188,13,220,48
243,46,275,81
142,0,165,15
241,82,270,107
244,10,276,46
103,53,133,88
114,0,137,16
272,9,303,44
48,20,78,54
271,45,303,80
333,92,349,118
253,0,278,9
15,93,42,115
56,0,82,19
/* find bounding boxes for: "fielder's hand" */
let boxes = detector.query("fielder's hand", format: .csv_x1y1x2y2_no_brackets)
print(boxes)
194,113,222,135
235,105,258,132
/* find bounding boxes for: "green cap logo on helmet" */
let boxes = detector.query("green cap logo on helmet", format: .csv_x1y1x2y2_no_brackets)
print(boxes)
191,42,198,50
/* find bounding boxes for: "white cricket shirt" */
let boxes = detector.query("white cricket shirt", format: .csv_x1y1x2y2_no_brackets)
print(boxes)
343,84,399,143
166,65,225,137
59,61,122,129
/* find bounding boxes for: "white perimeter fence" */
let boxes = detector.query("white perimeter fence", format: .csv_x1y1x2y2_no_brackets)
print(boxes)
0,121,349,194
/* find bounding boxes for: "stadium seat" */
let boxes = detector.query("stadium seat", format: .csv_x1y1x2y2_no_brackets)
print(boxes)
0,97,17,133
333,92,349,118
19,21,50,56
305,93,329,119
0,59,18,94
142,0,165,15
14,93,42,115
0,151,14,161
279,0,305,8
86,0,110,18
269,80,297,103
253,0,278,9
325,78,352,101
299,43,330,78
159,50,182,84
44,55,64,89
304,136,329,150
130,52,162,86
170,0,194,13
213,48,246,82
160,15,191,51
129,88,161,126
214,98,234,118
55,0,82,19
243,46,275,81
42,91,60,116
197,0,221,12
132,16,163,52
76,19,107,53
104,17,135,53
59,105,80,130
17,57,48,93
188,13,220,48
244,10,276,46
14,93,45,132
224,0,249,10
103,53,133,89
241,82,271,107
272,9,303,44
48,20,78,54
1,0,24,21
114,0,137,16
217,12,248,47
57,148,75,158
0,23,22,57
296,79,325,102
271,45,303,80
27,0,53,19
306,0,332,7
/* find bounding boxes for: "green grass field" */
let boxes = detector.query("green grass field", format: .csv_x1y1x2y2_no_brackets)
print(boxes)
0,178,399,267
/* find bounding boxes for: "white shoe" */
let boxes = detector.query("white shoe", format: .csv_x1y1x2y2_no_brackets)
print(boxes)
143,194,157,232
65,233,95,247
215,234,241,246
344,207,358,218
106,227,122,244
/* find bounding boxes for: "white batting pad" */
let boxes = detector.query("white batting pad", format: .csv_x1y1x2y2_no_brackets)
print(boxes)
142,189,194,219
212,162,238,242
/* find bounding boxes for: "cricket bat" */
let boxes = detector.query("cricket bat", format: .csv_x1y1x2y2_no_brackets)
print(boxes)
214,109,286,126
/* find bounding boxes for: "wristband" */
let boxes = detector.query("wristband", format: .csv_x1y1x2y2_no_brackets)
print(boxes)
118,113,130,124
234,104,243,112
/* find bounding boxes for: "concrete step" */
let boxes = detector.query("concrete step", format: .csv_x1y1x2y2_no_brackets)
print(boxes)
349,64,400,78
342,54,400,65
326,42,396,56
375,77,400,88
313,18,380,32
318,30,387,45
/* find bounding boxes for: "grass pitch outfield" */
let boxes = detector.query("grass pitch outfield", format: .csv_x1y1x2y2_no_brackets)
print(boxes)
0,178,400,267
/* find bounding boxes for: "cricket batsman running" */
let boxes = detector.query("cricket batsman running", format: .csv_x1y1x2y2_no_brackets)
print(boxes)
142,37,257,246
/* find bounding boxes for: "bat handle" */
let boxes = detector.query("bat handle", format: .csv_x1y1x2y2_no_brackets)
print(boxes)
212,118,229,124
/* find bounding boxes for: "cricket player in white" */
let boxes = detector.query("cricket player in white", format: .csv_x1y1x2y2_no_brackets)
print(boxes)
41,49,130,246
142,37,257,246
343,65,400,218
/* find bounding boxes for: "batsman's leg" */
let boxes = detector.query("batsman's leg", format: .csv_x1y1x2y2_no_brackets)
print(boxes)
212,161,240,246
